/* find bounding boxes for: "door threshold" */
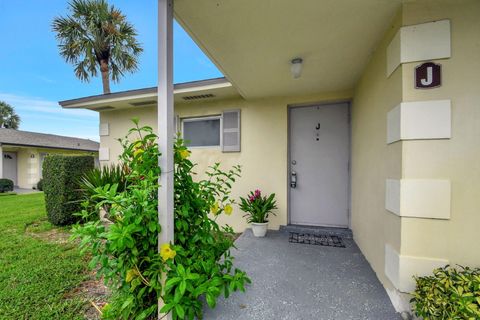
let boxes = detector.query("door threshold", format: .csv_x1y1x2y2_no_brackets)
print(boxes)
280,224,353,239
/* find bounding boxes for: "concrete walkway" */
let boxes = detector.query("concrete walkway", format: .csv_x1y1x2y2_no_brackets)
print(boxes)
204,229,400,320
14,188,41,195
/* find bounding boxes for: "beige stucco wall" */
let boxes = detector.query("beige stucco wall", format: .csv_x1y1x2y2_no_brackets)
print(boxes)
2,146,97,189
100,107,159,163
350,8,404,292
352,0,480,309
96,1,479,311
400,0,480,266
99,90,353,232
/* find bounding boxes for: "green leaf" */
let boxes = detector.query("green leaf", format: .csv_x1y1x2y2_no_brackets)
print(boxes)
206,293,216,309
160,303,174,314
177,264,186,277
174,285,184,303
148,221,157,232
165,277,182,292
175,304,185,319
179,280,187,295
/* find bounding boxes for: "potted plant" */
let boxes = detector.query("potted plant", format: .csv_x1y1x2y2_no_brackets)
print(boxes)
239,189,277,237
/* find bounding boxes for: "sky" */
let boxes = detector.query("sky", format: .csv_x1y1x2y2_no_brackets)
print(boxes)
0,0,222,141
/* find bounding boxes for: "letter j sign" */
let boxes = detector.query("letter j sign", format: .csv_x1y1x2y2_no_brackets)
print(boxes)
415,62,441,89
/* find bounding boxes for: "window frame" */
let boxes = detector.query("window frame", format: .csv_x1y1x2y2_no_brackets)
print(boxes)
181,115,223,149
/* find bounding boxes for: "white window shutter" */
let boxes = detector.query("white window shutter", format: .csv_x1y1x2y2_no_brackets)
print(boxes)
222,109,241,152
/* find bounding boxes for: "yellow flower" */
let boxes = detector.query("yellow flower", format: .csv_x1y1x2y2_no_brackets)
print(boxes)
133,148,144,157
179,149,190,159
133,141,144,157
160,243,176,262
126,269,138,283
224,204,233,216
211,202,219,215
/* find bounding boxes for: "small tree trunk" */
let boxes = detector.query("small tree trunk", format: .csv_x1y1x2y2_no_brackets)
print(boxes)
100,59,111,94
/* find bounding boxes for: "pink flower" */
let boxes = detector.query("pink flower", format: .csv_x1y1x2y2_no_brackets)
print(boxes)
247,189,262,203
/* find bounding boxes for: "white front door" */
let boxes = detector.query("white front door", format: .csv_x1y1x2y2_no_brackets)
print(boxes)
289,103,350,227
3,152,18,186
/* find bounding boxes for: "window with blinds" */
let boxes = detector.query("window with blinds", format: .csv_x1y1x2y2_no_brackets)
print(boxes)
182,116,221,147
180,109,241,152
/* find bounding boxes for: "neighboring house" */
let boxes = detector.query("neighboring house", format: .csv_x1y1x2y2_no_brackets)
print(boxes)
0,128,99,189
59,0,480,313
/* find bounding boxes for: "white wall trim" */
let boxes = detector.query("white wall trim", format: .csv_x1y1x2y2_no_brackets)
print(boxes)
99,147,110,161
385,287,413,313
387,20,451,77
385,179,401,214
385,244,448,293
99,123,110,136
386,179,451,219
386,104,402,144
386,29,402,76
0,146,3,179
387,100,451,144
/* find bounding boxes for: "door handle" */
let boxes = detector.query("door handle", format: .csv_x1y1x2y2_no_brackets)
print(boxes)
290,171,297,188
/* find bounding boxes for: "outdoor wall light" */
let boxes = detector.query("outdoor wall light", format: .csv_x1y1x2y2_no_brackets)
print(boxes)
290,57,303,79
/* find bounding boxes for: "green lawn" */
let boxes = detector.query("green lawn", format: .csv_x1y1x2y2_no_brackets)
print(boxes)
0,193,88,319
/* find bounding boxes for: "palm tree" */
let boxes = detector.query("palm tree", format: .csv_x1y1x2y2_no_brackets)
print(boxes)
0,101,21,129
52,0,143,94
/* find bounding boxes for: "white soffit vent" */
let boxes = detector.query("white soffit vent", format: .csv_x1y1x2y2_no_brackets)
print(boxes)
130,100,157,107
182,93,215,101
387,20,451,76
387,100,451,144
91,106,115,111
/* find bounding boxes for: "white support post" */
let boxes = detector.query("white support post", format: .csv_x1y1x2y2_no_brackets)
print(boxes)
0,145,3,179
158,0,174,319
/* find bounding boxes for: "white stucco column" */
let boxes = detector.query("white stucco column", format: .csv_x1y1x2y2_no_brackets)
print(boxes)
158,0,174,319
0,145,3,179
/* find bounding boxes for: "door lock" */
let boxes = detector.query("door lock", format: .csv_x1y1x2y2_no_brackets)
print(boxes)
290,171,297,188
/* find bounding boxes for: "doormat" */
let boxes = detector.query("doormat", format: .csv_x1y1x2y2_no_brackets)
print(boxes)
288,232,346,248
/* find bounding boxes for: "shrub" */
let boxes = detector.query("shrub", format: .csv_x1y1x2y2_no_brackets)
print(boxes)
78,164,128,221
411,265,480,319
0,179,14,193
43,155,94,225
73,120,250,319
37,179,44,191
239,189,277,223
80,164,128,198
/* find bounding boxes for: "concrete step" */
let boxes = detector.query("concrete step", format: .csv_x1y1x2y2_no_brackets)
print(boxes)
280,224,353,239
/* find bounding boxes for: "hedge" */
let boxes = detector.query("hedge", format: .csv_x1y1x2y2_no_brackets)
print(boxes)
37,179,44,191
43,155,94,225
0,179,14,193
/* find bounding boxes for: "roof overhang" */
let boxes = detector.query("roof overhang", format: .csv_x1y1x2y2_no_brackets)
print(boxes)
174,0,402,99
0,143,98,153
59,77,240,111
